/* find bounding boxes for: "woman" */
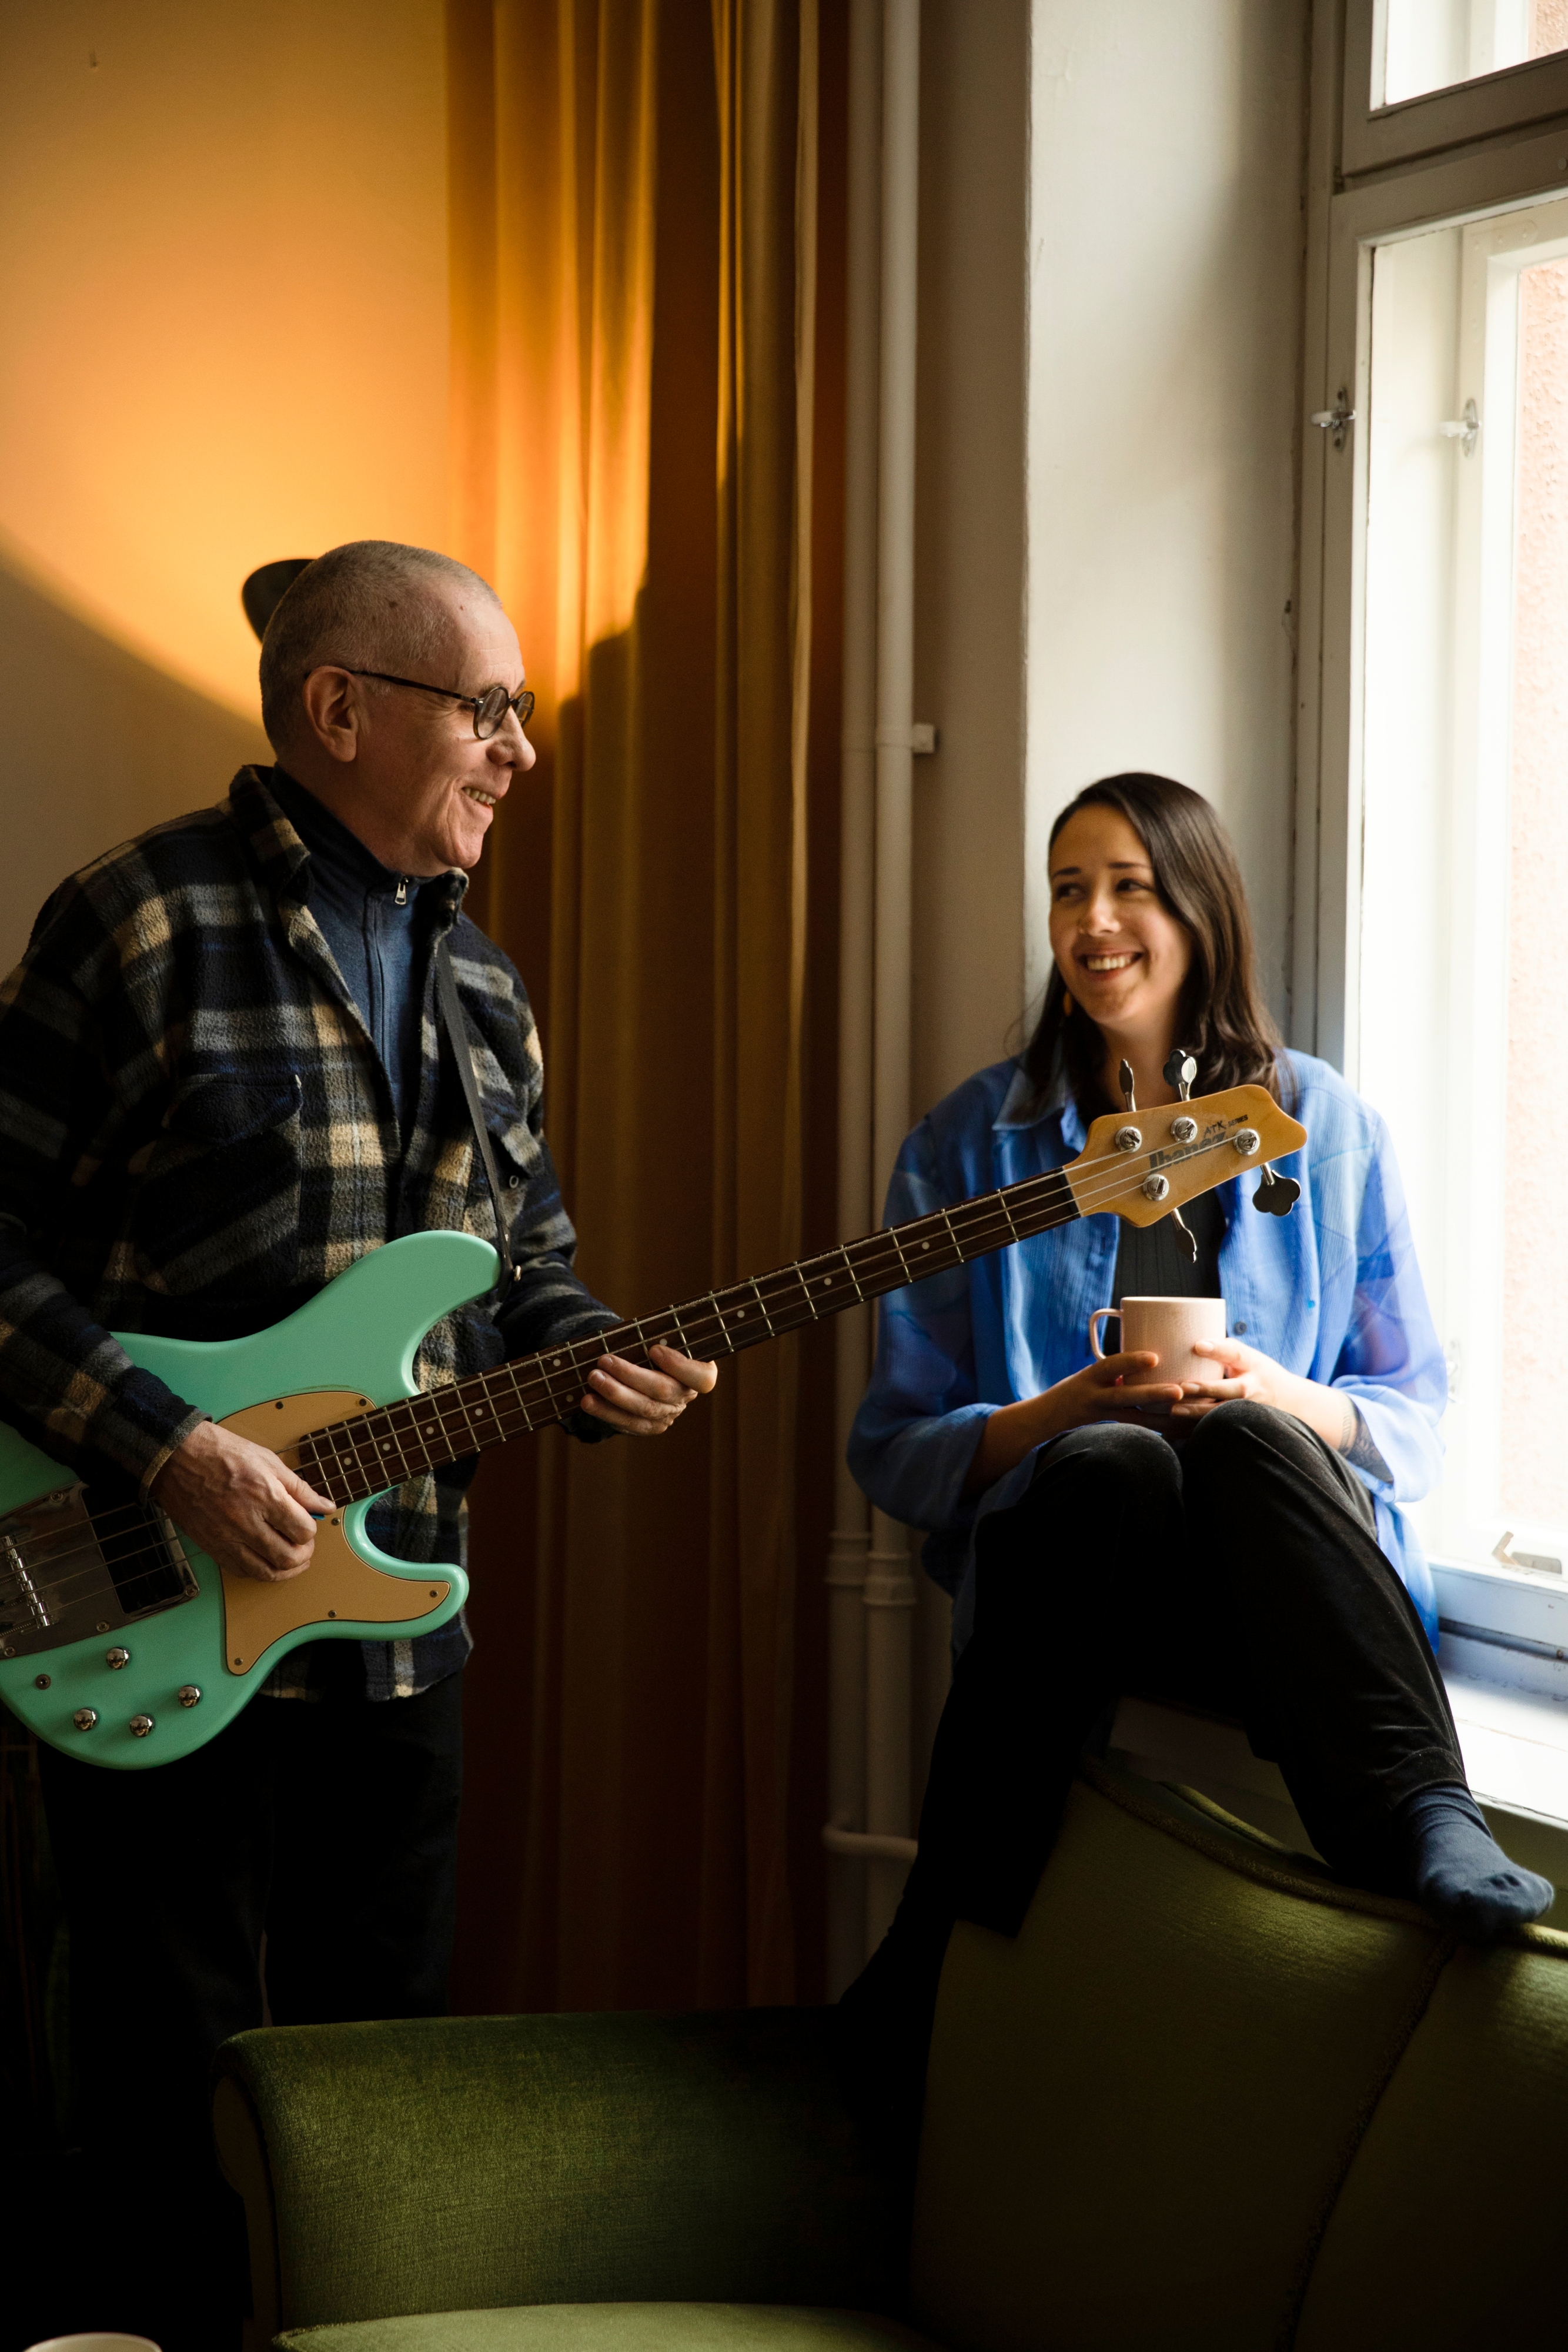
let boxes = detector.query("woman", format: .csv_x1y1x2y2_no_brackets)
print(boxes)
847,774,1548,2056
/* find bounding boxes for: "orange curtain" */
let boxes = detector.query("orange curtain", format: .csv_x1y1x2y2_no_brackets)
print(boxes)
446,0,845,2011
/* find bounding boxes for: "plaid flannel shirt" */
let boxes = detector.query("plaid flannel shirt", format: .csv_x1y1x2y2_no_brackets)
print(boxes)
0,767,617,1699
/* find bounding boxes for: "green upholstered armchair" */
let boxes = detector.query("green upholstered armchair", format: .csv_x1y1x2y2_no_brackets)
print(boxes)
215,1763,1568,2351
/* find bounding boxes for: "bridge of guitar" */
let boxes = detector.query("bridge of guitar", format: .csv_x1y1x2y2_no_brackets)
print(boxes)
0,1482,198,1662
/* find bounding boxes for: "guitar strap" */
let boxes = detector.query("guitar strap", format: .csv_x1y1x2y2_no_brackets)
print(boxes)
433,934,519,1294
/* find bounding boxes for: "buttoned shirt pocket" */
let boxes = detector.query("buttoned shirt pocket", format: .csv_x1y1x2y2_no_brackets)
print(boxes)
133,1069,303,1293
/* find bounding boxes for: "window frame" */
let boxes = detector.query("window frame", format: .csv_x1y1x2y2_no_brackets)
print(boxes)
1299,22,1568,1649
1343,0,1568,178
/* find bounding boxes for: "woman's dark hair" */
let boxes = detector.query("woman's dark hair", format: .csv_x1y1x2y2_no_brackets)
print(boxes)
1022,772,1288,1112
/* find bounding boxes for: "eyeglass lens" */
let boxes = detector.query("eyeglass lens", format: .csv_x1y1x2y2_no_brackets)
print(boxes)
474,684,537,740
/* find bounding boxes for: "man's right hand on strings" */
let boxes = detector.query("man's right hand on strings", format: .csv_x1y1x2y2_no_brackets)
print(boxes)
150,1419,336,1582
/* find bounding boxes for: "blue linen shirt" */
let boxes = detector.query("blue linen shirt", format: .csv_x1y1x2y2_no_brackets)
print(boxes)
848,1051,1446,1651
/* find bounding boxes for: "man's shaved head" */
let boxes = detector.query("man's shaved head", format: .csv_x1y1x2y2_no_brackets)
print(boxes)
258,539,503,753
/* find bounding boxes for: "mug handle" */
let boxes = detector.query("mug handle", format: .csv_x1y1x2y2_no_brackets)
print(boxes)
1088,1306,1120,1361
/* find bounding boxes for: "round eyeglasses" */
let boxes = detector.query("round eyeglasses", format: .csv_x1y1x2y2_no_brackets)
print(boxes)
332,666,536,741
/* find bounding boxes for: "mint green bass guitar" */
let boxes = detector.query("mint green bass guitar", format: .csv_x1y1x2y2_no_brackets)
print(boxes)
0,1082,1303,1767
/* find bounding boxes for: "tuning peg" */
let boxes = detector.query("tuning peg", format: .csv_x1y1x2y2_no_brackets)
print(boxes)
1162,1045,1198,1101
1170,1205,1198,1263
1119,1059,1137,1113
1252,1164,1302,1217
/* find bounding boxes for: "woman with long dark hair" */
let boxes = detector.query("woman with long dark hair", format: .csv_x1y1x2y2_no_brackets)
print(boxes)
845,774,1548,2078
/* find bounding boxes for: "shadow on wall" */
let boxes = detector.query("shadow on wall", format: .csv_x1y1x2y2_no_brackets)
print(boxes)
0,554,269,971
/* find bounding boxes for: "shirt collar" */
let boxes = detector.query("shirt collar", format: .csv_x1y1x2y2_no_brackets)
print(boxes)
266,766,413,897
992,1055,1086,1150
224,766,469,924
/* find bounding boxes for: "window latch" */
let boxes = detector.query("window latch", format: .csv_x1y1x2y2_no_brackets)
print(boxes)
1310,392,1356,452
1492,1529,1562,1576
1439,398,1480,457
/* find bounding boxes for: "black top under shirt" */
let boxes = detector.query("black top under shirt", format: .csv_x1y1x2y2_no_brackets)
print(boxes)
1111,1184,1225,1311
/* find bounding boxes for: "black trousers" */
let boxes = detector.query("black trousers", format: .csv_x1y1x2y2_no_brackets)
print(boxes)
35,1659,463,2352
908,1399,1464,1944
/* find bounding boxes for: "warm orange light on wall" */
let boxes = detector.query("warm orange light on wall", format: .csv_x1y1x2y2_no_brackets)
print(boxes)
0,0,451,721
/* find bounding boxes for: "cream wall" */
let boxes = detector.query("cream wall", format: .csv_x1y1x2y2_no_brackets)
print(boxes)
0,0,449,971
911,0,1309,1117
1022,0,1309,1024
910,0,1031,1121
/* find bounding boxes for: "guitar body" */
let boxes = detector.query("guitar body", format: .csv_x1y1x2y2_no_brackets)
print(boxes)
0,1231,496,1769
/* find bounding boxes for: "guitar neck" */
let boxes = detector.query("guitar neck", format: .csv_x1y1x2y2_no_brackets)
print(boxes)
293,1165,1080,1504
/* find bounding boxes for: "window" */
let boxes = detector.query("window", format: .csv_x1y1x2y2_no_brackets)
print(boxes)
1343,0,1568,173
1303,7,1568,1636
1377,0,1568,108
1360,192,1568,1582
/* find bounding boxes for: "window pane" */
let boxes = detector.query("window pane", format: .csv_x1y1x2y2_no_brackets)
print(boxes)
1380,0,1568,108
1360,195,1568,1578
1502,256,1568,1534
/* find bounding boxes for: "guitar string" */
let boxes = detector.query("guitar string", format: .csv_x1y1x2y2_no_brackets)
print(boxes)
8,1108,1265,1561
0,1204,1246,1621
0,1132,1267,1616
0,1132,1269,1616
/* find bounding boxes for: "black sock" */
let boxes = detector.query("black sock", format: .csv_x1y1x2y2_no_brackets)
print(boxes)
1395,1783,1554,1942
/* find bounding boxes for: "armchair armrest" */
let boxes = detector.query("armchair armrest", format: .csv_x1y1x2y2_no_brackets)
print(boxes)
213,2008,908,2342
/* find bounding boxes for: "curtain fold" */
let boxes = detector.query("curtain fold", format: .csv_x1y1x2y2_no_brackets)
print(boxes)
446,0,837,2012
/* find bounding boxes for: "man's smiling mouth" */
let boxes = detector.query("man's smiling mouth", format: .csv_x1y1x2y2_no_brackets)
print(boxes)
462,786,499,809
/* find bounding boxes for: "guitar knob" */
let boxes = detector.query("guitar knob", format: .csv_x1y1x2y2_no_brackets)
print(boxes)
1114,1125,1142,1153
1233,1128,1261,1157
105,1646,131,1669
1171,1116,1197,1145
72,1708,98,1732
177,1685,202,1709
128,1715,155,1738
1142,1174,1171,1202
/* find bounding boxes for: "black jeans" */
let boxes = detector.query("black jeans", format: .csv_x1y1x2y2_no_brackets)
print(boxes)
35,1658,463,2352
908,1399,1463,1943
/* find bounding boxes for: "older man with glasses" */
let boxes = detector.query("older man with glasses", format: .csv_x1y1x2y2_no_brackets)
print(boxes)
0,540,717,2351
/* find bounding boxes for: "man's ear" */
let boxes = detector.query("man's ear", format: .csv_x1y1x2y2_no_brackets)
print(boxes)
298,667,363,767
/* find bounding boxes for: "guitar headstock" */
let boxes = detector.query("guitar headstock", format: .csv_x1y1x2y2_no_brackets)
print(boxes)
1063,1085,1307,1227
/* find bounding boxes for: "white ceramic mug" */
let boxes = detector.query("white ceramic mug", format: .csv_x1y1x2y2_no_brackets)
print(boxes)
24,2336,162,2351
1088,1295,1228,1388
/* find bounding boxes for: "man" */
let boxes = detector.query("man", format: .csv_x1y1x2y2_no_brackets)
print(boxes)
0,541,716,2349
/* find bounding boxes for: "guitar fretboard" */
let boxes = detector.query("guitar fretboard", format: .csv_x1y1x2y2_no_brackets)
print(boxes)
293,1165,1079,1505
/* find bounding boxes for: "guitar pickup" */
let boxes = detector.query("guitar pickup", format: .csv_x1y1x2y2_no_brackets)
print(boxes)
0,1485,197,1662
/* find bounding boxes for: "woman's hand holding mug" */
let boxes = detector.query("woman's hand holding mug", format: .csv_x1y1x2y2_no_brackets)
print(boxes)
961,1345,1185,1496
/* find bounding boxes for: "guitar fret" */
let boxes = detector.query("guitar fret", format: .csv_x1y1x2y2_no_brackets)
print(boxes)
834,1244,866,1303
787,1261,819,1321
747,1278,777,1337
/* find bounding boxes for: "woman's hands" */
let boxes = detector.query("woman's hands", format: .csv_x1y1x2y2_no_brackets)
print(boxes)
961,1351,1184,1498
1169,1337,1355,1452
962,1337,1362,1501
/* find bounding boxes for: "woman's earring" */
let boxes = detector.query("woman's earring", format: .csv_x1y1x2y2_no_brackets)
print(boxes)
1062,991,1074,1018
